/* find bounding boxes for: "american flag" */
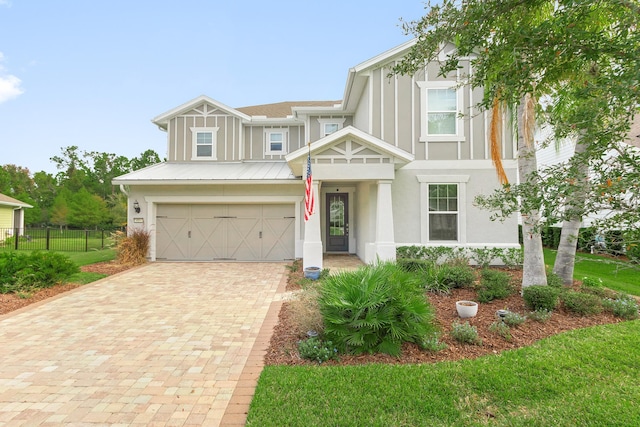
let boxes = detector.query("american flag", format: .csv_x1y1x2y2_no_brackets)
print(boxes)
304,153,315,221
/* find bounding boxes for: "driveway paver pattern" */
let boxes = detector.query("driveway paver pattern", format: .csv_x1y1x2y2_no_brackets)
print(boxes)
0,262,287,426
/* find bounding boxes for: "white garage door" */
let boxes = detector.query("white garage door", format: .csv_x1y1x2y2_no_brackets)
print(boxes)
156,204,295,261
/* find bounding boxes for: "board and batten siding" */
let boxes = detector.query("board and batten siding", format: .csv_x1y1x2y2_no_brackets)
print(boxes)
360,61,515,162
244,125,305,160
166,104,243,162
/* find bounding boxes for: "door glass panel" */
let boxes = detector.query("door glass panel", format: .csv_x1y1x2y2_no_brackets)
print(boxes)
329,196,345,236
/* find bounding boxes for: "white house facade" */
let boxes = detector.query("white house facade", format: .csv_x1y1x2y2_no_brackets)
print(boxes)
113,40,520,268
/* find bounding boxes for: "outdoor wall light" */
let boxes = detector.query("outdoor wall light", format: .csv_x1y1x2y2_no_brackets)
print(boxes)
133,200,141,213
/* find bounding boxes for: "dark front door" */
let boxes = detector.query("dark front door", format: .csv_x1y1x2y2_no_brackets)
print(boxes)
326,193,349,252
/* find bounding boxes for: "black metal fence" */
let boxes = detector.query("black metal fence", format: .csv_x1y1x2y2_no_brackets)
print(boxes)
0,227,119,252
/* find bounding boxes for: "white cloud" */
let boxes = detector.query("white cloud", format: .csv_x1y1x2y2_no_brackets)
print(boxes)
0,75,23,103
0,52,24,103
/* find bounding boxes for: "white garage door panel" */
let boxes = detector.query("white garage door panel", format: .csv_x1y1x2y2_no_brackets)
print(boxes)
156,204,294,261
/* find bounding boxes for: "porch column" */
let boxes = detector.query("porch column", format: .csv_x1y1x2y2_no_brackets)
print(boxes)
375,180,396,262
303,180,323,269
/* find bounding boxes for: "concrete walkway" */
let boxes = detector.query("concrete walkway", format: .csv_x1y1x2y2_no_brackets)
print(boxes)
0,262,287,426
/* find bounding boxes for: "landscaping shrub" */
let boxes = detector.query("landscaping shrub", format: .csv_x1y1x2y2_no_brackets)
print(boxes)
522,285,560,311
288,287,324,337
499,247,524,269
297,337,338,364
527,308,553,322
546,272,564,288
450,321,482,345
419,333,448,352
602,294,639,320
115,228,150,265
561,291,603,316
396,258,433,273
477,269,514,303
319,262,437,356
470,247,500,268
438,263,476,289
581,276,604,288
503,311,526,327
0,251,79,293
489,321,511,341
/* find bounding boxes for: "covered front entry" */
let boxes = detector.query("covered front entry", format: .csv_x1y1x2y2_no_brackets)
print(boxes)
156,204,294,261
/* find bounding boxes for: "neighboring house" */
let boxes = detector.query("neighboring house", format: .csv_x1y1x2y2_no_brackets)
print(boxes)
535,114,640,228
113,40,519,268
0,193,32,241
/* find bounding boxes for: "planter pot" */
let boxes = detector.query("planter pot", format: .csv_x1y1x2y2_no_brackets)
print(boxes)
304,267,321,280
456,300,478,318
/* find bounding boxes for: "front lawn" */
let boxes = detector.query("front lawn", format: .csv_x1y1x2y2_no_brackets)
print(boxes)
247,320,640,426
544,249,640,296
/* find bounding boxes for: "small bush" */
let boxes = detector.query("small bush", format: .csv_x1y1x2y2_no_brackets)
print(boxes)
503,311,526,327
499,247,524,269
602,294,639,320
489,321,511,341
528,309,553,323
562,291,603,316
288,287,324,337
581,277,603,288
419,333,448,352
397,258,433,273
523,285,560,311
450,321,482,345
319,262,437,356
0,251,79,294
438,263,476,289
477,269,514,303
297,337,339,364
546,272,564,288
470,247,500,268
115,228,150,265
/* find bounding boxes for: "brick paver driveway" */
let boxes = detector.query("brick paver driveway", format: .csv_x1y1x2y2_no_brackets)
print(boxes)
0,262,287,426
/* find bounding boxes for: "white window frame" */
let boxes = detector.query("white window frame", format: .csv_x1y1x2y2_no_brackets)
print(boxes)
416,175,469,244
265,129,288,155
190,127,219,160
417,81,465,142
317,118,346,138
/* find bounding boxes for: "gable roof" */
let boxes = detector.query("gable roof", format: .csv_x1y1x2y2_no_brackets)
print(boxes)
0,193,32,208
152,95,252,129
285,126,414,176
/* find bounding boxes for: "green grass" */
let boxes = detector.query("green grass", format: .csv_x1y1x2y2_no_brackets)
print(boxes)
66,249,116,284
247,320,640,426
544,249,640,296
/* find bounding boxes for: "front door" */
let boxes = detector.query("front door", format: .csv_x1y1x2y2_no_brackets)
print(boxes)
325,193,349,252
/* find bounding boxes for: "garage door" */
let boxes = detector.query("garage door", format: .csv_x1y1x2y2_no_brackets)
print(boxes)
156,204,295,261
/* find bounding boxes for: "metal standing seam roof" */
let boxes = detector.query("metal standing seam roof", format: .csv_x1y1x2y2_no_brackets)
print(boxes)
112,161,298,184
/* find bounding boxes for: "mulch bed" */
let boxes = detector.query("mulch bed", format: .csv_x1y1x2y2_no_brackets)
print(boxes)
0,261,134,316
264,267,625,366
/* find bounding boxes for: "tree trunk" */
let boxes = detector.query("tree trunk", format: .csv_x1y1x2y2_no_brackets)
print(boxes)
517,95,547,288
553,139,589,285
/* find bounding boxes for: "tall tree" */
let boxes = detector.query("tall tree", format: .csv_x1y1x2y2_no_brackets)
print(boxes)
393,0,640,287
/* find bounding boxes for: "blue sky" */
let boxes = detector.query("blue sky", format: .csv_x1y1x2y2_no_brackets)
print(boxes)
0,0,426,174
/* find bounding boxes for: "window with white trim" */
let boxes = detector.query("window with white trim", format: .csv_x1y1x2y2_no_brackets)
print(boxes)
417,82,464,142
317,118,346,138
191,127,219,160
428,184,458,241
265,129,288,155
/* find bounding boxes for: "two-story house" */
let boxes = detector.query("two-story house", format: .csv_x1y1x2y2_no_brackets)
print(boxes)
113,40,520,268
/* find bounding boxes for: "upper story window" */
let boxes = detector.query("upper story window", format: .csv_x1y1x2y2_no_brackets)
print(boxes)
427,89,457,135
191,127,219,160
417,82,464,142
318,118,346,138
265,129,288,155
